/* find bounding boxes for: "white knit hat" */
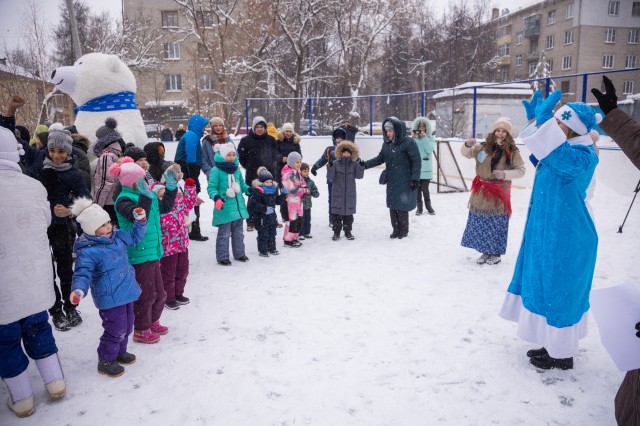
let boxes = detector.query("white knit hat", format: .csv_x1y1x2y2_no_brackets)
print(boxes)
0,127,25,163
71,197,111,236
493,117,513,134
281,122,294,133
215,142,236,159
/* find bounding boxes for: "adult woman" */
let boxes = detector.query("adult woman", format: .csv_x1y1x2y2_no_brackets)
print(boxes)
201,116,234,179
460,117,525,265
363,116,421,239
411,117,436,215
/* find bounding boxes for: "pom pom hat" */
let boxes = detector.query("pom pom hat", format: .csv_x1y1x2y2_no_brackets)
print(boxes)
47,129,74,154
93,118,123,155
0,127,25,162
215,142,236,159
554,102,603,136
71,197,111,236
493,117,513,135
257,166,273,182
108,156,146,188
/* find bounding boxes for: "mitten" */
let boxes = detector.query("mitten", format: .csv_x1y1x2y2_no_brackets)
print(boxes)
636,322,640,338
522,90,543,120
70,289,84,305
310,166,318,176
137,177,152,198
410,180,420,190
266,206,275,215
184,178,196,187
591,75,618,115
215,198,224,210
164,169,178,190
535,89,562,127
133,207,146,222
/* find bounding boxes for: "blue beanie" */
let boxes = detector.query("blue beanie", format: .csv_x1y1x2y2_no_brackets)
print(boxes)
554,102,603,135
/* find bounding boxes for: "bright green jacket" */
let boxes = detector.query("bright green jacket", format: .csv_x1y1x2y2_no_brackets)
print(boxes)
115,187,163,264
207,155,251,226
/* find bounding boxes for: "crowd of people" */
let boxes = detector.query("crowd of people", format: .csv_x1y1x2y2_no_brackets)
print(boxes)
0,75,639,423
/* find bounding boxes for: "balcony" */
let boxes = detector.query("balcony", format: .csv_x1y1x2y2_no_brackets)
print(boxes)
524,26,541,38
524,13,541,38
497,34,512,45
524,50,540,61
499,56,511,66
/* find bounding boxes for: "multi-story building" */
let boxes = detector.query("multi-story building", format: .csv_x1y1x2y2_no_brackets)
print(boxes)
493,0,640,101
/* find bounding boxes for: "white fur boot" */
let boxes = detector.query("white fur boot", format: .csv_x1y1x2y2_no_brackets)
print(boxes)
35,354,66,399
3,370,35,417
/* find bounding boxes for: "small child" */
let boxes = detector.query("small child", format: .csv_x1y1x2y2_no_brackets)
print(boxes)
299,162,319,239
248,167,286,257
327,141,364,240
69,198,147,377
111,157,178,344
207,143,253,265
152,164,198,310
281,151,309,247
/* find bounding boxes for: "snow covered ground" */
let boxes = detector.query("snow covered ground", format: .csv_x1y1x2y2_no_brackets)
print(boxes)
2,136,639,425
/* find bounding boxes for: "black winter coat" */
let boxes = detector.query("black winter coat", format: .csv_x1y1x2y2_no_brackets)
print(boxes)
39,160,92,225
237,131,279,185
364,117,421,212
247,187,286,227
144,142,173,182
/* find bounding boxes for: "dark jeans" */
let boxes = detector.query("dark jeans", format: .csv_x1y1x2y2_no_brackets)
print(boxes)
416,179,431,211
47,223,75,314
0,311,57,378
133,260,166,331
301,208,312,236
98,303,134,362
160,251,190,302
389,209,409,235
331,214,354,232
256,214,278,253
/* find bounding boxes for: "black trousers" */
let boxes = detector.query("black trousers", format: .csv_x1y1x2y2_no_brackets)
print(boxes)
332,214,354,232
389,209,409,235
47,222,75,313
256,214,278,253
416,179,431,211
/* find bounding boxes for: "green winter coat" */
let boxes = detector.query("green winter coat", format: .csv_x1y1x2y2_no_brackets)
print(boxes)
115,187,163,264
411,117,436,180
207,153,251,226
302,176,319,209
364,117,421,212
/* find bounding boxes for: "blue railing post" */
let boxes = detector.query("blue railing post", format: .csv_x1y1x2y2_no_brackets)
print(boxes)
472,87,477,138
307,98,312,135
369,96,373,136
581,74,588,102
421,92,425,117
545,78,551,97
245,99,249,135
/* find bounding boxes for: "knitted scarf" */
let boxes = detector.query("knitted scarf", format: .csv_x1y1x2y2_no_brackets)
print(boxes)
42,157,73,172
215,161,238,174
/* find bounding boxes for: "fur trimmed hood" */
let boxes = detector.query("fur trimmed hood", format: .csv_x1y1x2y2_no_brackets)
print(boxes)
71,133,90,150
411,117,432,136
334,141,359,159
277,130,301,144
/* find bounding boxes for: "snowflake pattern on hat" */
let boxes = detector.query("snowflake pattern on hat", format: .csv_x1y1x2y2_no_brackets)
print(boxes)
561,111,572,120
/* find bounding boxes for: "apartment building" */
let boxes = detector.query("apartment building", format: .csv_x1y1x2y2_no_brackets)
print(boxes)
493,0,640,101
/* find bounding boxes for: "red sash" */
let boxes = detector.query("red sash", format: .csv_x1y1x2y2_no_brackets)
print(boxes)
471,176,512,217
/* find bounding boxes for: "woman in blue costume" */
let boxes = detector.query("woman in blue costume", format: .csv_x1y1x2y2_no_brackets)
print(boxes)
499,90,601,370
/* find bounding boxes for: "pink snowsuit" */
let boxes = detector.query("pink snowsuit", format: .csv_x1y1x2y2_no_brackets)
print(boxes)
281,164,308,241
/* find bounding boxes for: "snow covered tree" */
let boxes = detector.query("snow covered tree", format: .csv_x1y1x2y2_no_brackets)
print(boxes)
529,49,556,92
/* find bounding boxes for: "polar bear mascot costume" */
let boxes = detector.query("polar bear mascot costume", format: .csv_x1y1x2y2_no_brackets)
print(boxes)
50,53,148,152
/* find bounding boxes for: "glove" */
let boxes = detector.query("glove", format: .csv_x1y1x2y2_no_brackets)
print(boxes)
410,180,420,191
137,177,152,198
133,207,146,222
302,187,310,195
359,159,366,168
636,322,640,338
184,178,196,187
70,289,84,305
215,198,224,210
266,206,275,215
310,166,317,176
591,75,618,115
535,89,562,127
522,90,543,121
164,169,178,190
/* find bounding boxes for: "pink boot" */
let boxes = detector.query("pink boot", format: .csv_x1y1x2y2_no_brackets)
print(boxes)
150,321,168,335
133,328,160,344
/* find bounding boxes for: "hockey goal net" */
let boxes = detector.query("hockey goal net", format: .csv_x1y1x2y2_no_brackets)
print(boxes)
433,139,468,193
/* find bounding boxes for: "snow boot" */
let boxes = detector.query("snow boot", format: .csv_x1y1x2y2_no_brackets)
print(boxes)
218,259,232,266
259,251,269,257
269,250,280,256
35,353,65,399
344,230,354,240
526,347,548,358
332,228,341,241
284,240,302,248
188,220,209,241
415,209,423,216
476,254,490,265
3,370,35,418
50,309,71,332
133,328,160,344
165,300,180,310
389,231,399,239
175,295,190,305
425,201,435,215
65,307,82,327
116,352,136,365
530,353,573,370
235,255,249,262
98,360,125,377
485,255,501,265
150,321,169,335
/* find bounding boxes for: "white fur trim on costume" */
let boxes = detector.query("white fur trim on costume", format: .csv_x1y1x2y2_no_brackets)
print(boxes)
554,105,587,135
566,133,594,147
499,292,588,358
522,119,566,161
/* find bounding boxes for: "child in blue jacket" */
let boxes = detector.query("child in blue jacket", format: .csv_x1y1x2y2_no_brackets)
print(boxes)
69,197,148,378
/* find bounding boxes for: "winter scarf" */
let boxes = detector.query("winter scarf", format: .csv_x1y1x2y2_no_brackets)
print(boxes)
262,185,276,195
42,156,73,172
74,91,137,115
490,143,512,171
215,161,238,174
470,176,512,217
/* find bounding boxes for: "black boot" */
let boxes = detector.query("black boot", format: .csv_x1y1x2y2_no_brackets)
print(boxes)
50,309,71,332
116,352,136,365
530,353,573,370
526,347,548,358
344,230,354,240
397,211,409,239
389,210,400,238
98,360,125,377
332,228,341,241
425,201,435,215
189,219,209,242
65,307,82,327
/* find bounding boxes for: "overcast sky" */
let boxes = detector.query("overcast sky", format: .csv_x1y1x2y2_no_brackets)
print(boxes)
0,0,533,51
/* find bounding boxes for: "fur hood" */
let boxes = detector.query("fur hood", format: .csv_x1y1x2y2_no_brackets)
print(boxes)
276,130,301,144
334,141,359,159
71,133,90,150
251,178,263,188
411,117,433,136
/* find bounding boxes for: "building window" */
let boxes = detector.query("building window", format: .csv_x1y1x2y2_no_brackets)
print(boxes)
562,55,572,70
498,44,511,56
196,11,213,27
516,32,524,45
561,81,570,92
603,54,614,69
566,3,574,19
633,2,640,16
629,29,639,44
516,55,523,66
564,29,574,45
161,11,179,28
501,68,509,80
623,80,635,94
608,1,620,16
626,55,637,68
605,28,617,43
165,74,182,92
548,10,556,24
528,62,537,76
163,42,180,60
198,74,214,90
547,58,554,72
546,35,555,49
